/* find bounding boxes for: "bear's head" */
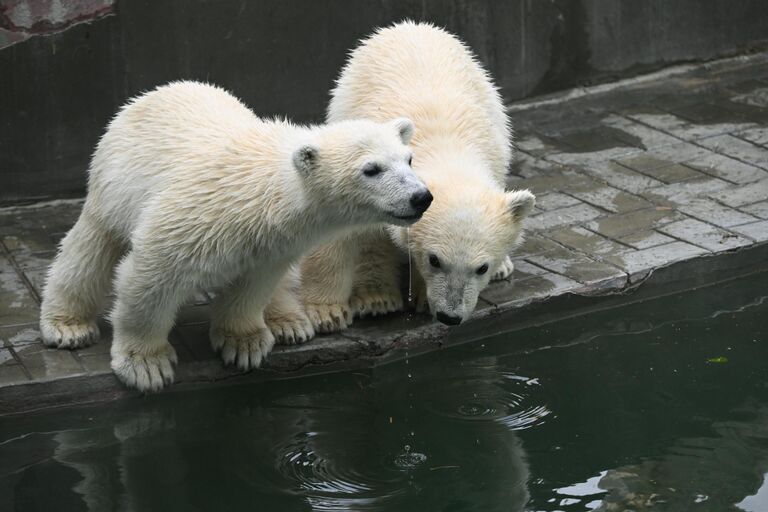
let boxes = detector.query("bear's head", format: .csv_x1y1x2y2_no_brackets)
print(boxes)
292,118,432,226
395,183,535,325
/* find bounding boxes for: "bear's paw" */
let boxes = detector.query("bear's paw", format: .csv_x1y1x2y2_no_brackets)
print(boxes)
267,311,316,345
351,288,404,318
111,343,178,392
40,317,100,349
211,327,275,370
491,256,515,282
305,303,351,333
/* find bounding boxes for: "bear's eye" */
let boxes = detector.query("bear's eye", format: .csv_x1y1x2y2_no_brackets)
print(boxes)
476,263,489,275
429,254,441,268
362,163,383,177
407,155,413,166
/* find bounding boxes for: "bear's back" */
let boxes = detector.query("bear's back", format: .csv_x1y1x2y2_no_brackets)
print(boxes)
97,81,256,175
86,82,268,238
328,21,511,183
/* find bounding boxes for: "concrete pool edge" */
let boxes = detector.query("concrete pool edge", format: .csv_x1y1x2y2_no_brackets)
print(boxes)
2,241,766,417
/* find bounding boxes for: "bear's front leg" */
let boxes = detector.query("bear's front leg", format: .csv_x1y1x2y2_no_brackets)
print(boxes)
210,263,289,369
301,235,361,333
264,265,315,345
491,255,515,281
350,233,404,317
110,252,186,392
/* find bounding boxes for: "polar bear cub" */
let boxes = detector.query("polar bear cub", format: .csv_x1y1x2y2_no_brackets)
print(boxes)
300,21,535,331
39,81,430,391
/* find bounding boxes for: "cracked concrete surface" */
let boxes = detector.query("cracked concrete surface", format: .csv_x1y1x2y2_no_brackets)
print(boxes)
2,54,768,413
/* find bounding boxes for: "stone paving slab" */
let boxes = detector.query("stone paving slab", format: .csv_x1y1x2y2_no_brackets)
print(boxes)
3,54,768,413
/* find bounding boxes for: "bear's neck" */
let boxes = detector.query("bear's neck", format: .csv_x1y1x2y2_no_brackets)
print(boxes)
220,126,364,258
234,171,362,260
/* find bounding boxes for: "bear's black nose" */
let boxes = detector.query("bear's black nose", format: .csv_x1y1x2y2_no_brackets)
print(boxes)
410,189,433,214
436,311,462,326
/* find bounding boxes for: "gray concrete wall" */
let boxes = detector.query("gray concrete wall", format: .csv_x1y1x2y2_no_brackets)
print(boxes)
1,0,767,203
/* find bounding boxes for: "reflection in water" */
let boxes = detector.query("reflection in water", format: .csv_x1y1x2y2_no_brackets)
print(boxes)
51,430,122,511
260,356,533,511
586,403,768,511
421,357,551,430
2,354,532,511
1,273,768,511
737,471,768,512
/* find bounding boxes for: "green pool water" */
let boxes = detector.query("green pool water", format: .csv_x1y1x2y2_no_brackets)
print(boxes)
2,273,768,511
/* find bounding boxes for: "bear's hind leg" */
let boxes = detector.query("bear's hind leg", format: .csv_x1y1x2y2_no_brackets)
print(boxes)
301,235,361,333
264,265,315,345
350,233,404,318
210,262,289,370
110,252,186,392
40,211,124,349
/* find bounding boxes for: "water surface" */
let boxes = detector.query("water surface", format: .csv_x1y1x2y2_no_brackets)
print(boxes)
2,274,767,511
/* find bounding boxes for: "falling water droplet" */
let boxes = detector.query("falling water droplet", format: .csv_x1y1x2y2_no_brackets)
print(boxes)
406,227,413,305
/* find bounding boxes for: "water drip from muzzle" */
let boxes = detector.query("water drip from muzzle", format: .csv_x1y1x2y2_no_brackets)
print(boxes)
407,228,412,305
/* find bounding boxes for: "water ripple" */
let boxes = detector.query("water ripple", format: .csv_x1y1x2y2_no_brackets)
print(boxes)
421,371,551,430
275,432,409,510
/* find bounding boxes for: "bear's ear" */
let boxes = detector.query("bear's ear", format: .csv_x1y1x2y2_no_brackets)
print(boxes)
391,117,415,145
505,189,536,220
292,144,319,176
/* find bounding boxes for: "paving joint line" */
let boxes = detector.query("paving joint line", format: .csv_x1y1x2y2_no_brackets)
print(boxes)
671,208,759,231
539,155,653,198
559,187,651,215
555,192,615,215
0,239,42,305
621,111,768,176
653,214,759,250
537,231,632,276
6,346,33,380
578,226,639,251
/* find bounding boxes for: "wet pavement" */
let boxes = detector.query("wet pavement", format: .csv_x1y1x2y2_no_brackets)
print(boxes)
1,54,768,412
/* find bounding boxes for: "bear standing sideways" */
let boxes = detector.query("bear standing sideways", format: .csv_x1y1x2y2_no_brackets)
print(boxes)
39,81,431,392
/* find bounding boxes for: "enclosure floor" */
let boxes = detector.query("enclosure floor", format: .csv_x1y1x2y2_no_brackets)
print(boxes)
2,54,768,412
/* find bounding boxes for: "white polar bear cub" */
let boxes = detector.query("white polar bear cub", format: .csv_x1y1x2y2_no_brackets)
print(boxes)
300,21,535,330
39,81,429,392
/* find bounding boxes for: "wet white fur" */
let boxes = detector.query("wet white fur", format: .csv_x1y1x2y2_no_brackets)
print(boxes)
300,21,535,330
39,81,425,391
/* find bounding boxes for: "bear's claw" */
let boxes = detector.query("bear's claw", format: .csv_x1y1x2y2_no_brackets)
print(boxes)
305,303,351,333
267,313,315,345
111,343,178,393
211,327,275,370
40,317,100,349
351,288,403,318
